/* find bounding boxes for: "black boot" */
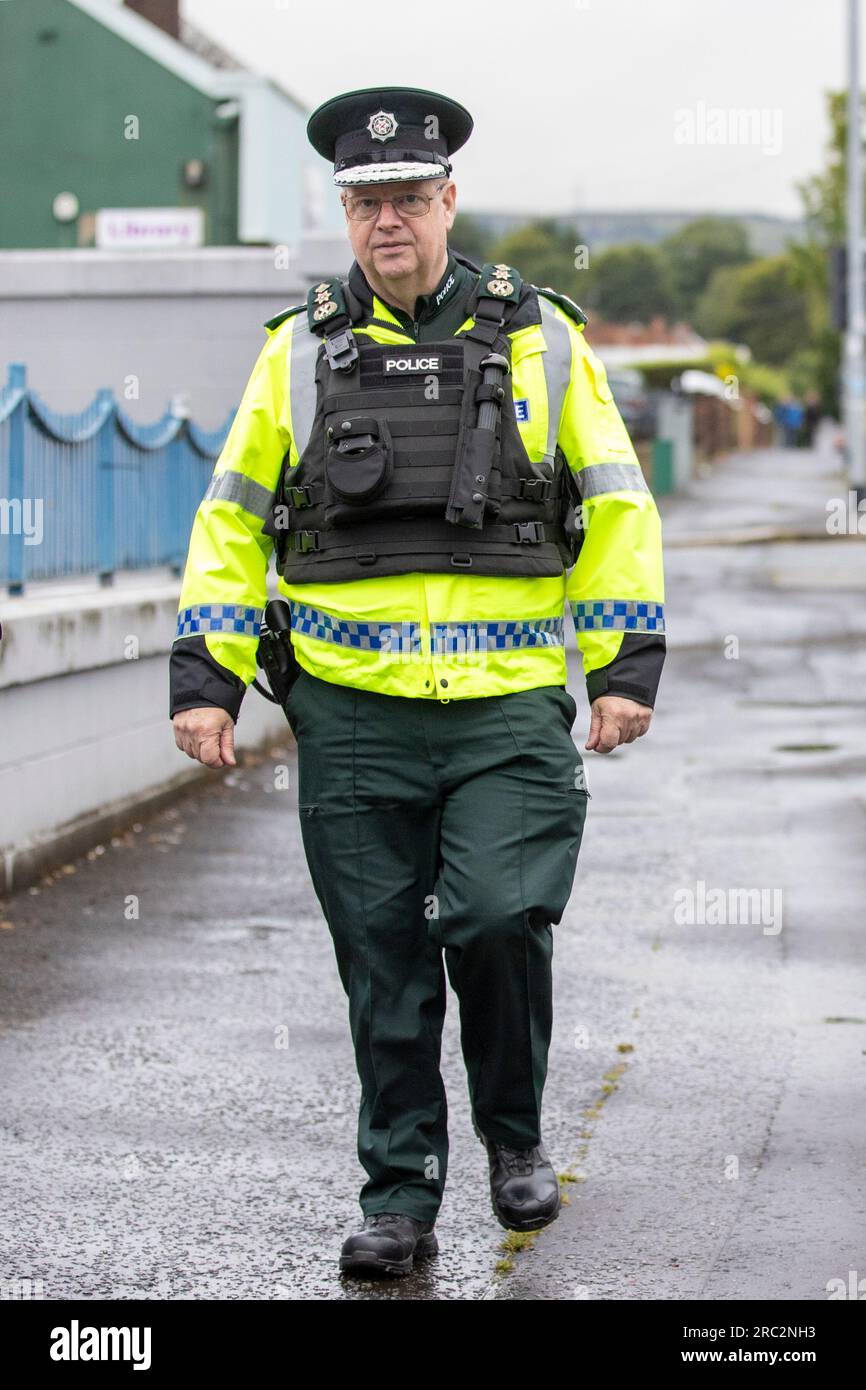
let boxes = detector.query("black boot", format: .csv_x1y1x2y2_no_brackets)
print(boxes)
339,1212,438,1277
478,1129,562,1231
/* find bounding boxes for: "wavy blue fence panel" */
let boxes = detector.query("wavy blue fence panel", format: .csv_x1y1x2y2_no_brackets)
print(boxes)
0,364,234,593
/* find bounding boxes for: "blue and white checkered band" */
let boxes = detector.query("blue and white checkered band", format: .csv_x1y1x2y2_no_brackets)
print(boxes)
290,602,422,653
430,619,565,653
282,603,566,655
175,604,264,638
571,600,665,632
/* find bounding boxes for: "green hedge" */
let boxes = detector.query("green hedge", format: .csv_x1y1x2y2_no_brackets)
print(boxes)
622,342,788,404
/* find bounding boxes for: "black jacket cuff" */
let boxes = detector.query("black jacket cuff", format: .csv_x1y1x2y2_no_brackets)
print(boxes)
169,637,247,722
585,633,666,710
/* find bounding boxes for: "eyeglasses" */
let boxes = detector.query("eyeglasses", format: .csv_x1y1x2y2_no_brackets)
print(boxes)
342,183,448,222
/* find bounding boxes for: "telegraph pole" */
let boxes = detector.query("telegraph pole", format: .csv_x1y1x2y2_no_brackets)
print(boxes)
846,0,866,499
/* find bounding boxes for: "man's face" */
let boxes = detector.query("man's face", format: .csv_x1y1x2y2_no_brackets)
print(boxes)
341,177,456,283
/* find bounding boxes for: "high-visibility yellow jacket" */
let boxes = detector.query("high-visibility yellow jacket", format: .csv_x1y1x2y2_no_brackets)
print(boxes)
169,251,665,720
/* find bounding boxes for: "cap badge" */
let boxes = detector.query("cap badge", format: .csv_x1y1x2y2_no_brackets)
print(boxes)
367,110,399,142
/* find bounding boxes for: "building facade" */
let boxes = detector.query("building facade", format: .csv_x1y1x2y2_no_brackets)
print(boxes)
0,0,341,250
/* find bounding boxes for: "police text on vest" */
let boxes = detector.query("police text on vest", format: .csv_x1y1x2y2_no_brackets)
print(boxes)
383,356,441,373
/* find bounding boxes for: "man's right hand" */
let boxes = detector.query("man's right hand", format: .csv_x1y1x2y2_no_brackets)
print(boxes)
172,707,237,768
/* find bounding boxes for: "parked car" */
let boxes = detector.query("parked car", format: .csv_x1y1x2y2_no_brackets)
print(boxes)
605,367,656,440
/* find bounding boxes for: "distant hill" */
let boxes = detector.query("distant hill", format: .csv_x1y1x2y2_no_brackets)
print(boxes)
463,209,803,257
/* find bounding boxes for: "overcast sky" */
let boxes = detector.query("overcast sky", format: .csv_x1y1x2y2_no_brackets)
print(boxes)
184,0,853,220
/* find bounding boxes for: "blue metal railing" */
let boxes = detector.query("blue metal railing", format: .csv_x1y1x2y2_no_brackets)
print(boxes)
0,363,234,594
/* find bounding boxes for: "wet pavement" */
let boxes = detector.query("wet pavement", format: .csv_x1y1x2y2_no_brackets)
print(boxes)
1,446,864,1300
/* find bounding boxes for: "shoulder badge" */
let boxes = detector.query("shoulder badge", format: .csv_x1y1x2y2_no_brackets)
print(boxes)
306,278,351,333
477,262,522,305
263,303,305,332
533,285,588,329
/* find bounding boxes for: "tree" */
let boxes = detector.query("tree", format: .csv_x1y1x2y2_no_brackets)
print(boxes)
791,89,855,413
488,219,583,296
449,211,490,267
694,256,809,365
797,90,847,242
583,244,676,323
660,216,752,321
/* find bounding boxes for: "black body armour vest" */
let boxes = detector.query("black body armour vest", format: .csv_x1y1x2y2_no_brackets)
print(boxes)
264,261,584,584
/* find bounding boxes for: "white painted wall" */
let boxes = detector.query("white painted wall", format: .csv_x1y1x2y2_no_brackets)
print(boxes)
0,243,348,428
0,574,288,888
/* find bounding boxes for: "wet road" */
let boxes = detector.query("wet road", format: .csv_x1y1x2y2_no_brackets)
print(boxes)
1,446,864,1300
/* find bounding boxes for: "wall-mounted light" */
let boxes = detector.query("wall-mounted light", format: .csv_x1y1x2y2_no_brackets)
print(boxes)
182,159,207,189
52,191,79,223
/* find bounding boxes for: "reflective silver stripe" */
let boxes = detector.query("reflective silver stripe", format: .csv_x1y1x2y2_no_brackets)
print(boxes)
577,462,650,498
203,470,274,519
288,318,321,459
538,296,574,466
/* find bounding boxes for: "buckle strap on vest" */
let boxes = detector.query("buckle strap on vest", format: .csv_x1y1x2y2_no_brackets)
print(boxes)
518,476,555,501
463,305,502,347
284,472,562,512
285,520,547,554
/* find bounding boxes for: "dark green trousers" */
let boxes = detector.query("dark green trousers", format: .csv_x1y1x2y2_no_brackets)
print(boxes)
284,669,588,1222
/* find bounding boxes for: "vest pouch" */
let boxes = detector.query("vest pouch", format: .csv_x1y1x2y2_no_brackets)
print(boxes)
325,416,393,505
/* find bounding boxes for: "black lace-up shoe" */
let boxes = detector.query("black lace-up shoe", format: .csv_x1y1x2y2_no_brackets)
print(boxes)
479,1130,562,1231
339,1212,438,1276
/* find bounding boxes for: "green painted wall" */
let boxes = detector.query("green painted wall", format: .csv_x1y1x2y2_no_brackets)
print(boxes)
0,0,239,247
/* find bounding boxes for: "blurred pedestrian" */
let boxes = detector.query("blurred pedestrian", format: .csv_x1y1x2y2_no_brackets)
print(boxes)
775,396,805,448
802,390,821,446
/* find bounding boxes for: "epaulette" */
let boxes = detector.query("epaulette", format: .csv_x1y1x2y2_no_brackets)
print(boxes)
263,303,305,332
305,277,352,333
476,262,523,307
303,276,359,372
533,285,588,329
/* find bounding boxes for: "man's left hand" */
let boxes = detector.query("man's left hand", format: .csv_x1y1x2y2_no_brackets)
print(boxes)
585,695,652,754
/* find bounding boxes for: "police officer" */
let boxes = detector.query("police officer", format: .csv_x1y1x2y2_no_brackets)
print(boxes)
170,86,666,1279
